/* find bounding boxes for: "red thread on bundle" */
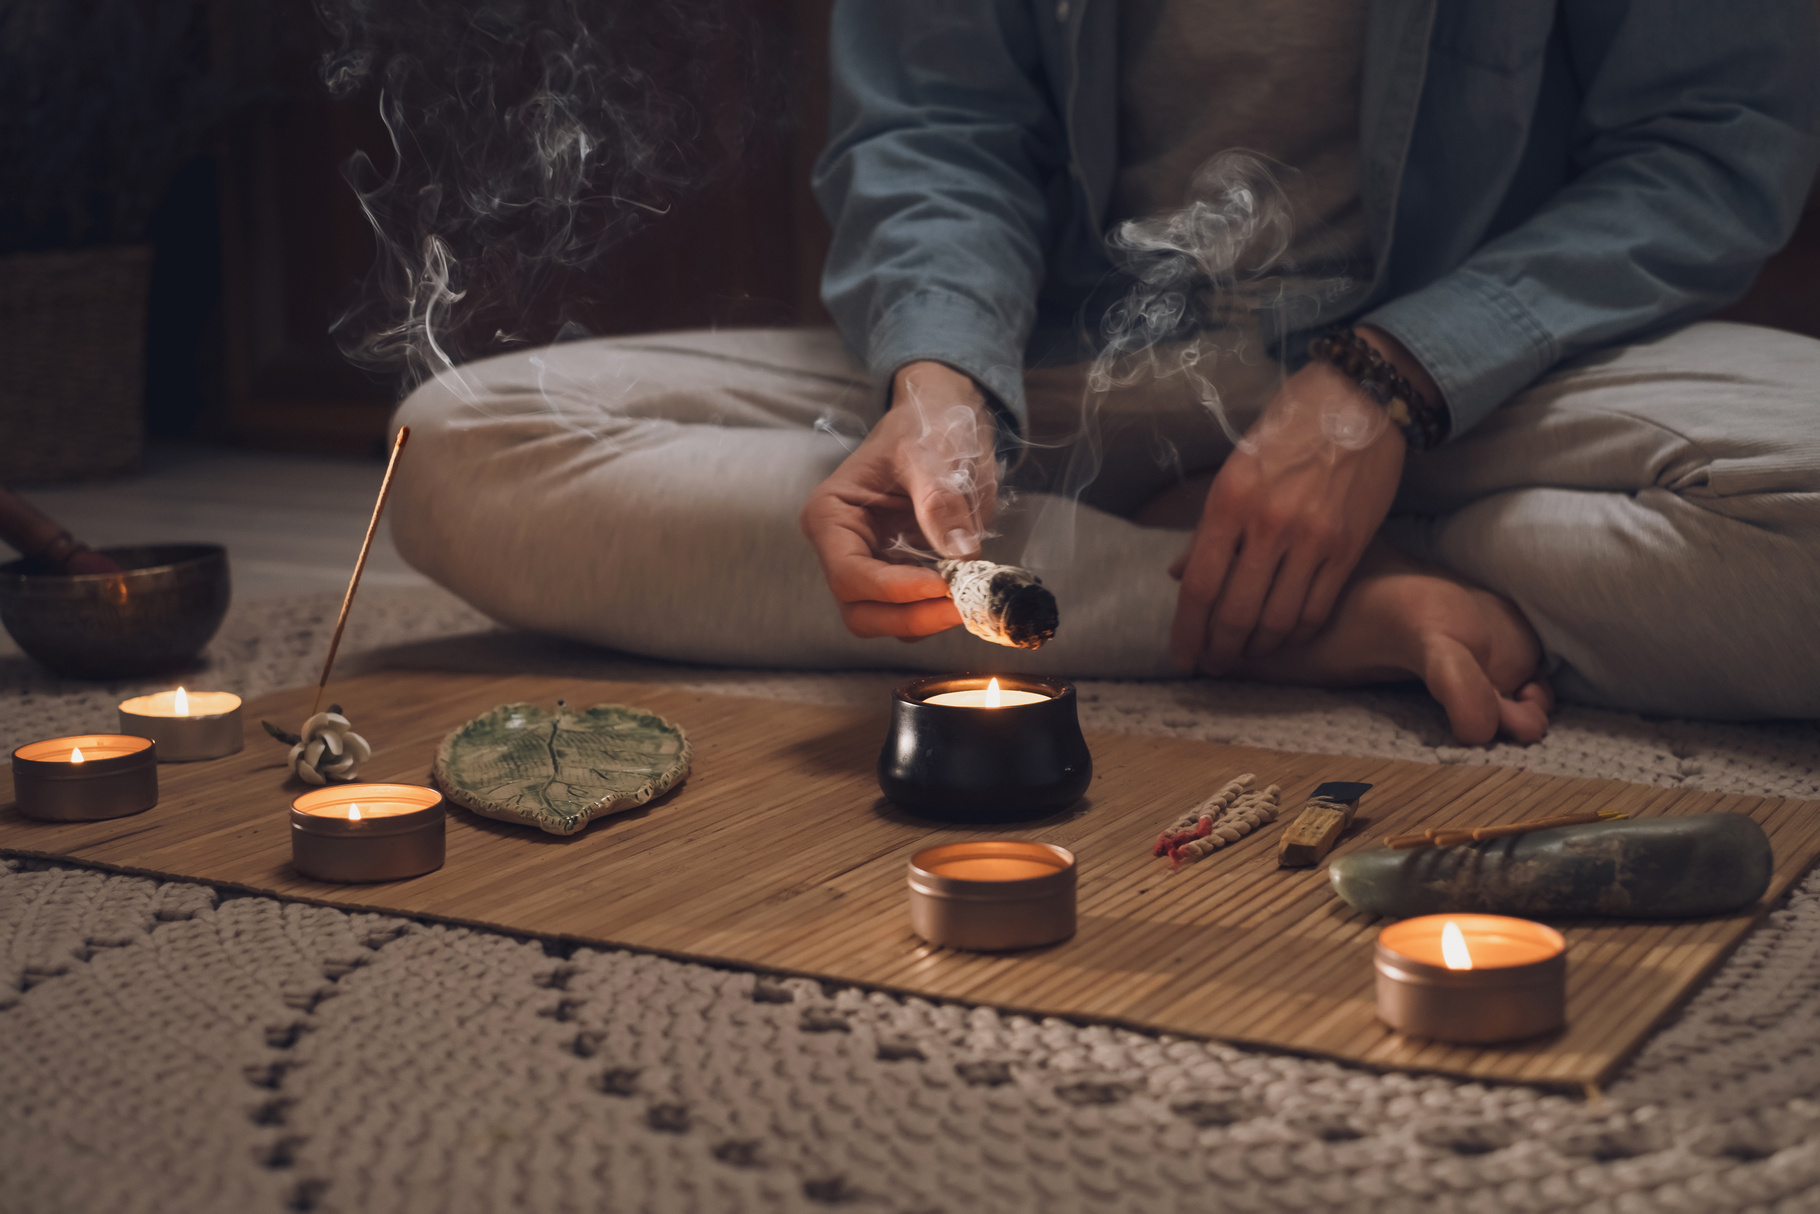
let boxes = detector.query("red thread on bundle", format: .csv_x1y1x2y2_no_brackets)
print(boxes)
1155,816,1215,857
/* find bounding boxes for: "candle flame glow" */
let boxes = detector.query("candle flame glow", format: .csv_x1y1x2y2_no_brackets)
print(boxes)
174,687,189,716
1441,920,1473,971
69,746,84,764
986,678,1002,708
348,804,362,821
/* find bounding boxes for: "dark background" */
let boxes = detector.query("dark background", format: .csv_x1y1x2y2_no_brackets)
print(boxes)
77,0,1820,456
139,0,834,455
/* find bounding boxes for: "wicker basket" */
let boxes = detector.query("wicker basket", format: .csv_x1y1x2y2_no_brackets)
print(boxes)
0,244,154,483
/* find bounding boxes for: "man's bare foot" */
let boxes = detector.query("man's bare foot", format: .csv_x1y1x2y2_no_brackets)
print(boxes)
1227,543,1552,745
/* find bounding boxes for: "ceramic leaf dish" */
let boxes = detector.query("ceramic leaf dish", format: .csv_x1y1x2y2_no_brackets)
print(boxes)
433,702,691,836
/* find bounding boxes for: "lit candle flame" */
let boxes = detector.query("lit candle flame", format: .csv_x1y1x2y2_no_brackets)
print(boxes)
348,804,362,822
174,687,189,716
986,677,1002,708
1441,920,1473,971
70,746,85,764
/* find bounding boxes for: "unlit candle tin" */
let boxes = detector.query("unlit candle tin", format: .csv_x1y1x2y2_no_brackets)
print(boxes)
1374,913,1567,1044
10,734,159,822
118,690,243,761
907,841,1076,951
290,784,446,883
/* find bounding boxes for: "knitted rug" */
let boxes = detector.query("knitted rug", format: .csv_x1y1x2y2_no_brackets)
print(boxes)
3,587,1819,1214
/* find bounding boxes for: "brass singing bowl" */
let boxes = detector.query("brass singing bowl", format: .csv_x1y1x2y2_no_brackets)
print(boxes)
0,544,231,679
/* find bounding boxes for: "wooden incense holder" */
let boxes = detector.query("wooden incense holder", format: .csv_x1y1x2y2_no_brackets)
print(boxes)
1277,781,1373,868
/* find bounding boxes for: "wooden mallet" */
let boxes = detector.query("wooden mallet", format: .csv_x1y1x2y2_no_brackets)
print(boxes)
0,484,122,574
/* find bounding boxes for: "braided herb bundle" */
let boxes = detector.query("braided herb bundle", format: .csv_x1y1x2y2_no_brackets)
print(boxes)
936,559,1059,649
1152,774,1283,867
1155,775,1253,852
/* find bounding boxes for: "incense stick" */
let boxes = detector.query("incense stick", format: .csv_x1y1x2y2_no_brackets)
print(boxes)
1383,809,1626,850
310,427,410,717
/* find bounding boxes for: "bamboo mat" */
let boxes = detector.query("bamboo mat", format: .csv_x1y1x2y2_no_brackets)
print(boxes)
5,669,1817,1088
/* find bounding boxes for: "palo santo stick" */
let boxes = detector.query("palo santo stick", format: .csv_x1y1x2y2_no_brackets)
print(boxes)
1277,781,1373,869
309,427,410,717
1384,809,1626,850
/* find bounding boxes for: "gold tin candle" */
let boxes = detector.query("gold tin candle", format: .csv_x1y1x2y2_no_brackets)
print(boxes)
907,841,1076,951
290,784,446,883
1375,913,1567,1044
118,688,244,761
10,734,158,822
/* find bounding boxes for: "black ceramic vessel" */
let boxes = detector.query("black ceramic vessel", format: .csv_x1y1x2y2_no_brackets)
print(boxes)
878,674,1092,823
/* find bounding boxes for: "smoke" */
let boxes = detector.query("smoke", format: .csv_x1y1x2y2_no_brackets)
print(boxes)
314,0,777,400
1020,150,1367,570
1093,151,1295,445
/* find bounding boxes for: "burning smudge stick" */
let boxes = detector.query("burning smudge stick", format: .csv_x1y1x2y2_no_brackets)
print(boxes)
937,559,1059,650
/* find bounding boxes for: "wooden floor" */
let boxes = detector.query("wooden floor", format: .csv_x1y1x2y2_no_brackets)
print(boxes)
11,441,429,600
7,667,1819,1089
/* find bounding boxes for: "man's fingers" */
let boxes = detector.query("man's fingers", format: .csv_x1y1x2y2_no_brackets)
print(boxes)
1248,548,1322,656
833,559,951,606
802,495,951,605
842,597,964,639
907,463,992,560
1199,539,1282,674
896,404,997,560
1289,552,1356,645
1169,525,1240,669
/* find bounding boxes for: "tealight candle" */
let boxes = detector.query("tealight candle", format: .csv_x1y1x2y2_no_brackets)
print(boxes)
1374,913,1567,1044
118,687,244,761
878,675,1092,823
907,841,1077,951
9,734,159,822
923,678,1051,708
290,783,446,883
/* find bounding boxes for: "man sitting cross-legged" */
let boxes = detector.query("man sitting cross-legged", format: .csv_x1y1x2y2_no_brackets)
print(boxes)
389,1,1820,742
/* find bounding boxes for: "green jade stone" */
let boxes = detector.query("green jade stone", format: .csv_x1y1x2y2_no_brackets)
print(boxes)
1329,813,1773,919
434,702,692,836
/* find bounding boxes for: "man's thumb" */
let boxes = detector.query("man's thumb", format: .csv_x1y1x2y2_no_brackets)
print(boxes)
911,473,981,560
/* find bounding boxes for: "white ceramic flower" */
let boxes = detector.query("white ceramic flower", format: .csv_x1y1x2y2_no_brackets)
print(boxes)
263,707,373,785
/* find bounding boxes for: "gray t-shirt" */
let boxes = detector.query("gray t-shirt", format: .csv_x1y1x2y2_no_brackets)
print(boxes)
1113,0,1373,289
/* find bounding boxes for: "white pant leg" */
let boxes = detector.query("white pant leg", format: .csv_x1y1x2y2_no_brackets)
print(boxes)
1389,322,1820,718
389,328,1188,676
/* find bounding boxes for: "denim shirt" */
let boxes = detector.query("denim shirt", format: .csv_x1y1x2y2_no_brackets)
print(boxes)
813,0,1820,441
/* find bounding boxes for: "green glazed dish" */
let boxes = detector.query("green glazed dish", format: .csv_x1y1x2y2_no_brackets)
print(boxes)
433,702,692,836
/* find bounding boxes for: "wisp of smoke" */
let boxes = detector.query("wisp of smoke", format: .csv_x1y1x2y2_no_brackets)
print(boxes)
314,0,775,401
1092,150,1293,447
1022,151,1296,571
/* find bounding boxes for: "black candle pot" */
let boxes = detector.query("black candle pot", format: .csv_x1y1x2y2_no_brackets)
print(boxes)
877,675,1092,823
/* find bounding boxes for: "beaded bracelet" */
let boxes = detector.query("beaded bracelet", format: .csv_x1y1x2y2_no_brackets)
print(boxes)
1306,327,1449,451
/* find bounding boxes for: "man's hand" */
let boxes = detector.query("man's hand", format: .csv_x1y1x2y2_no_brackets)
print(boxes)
800,361,1001,639
1170,327,1438,672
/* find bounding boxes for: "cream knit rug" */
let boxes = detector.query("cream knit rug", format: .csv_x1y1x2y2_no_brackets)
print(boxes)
3,587,1819,1214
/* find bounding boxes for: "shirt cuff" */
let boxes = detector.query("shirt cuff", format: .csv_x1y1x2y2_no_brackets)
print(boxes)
865,289,1031,435
1360,271,1560,441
